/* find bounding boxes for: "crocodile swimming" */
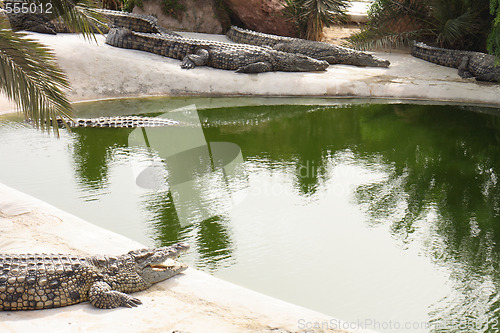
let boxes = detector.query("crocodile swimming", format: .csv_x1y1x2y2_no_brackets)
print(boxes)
0,242,189,310
411,41,500,82
105,27,329,73
55,116,180,128
226,26,390,68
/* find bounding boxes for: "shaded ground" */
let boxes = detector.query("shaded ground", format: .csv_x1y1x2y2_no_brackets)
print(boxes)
323,24,362,46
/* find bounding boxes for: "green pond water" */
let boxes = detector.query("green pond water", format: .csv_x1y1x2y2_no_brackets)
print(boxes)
1,97,500,332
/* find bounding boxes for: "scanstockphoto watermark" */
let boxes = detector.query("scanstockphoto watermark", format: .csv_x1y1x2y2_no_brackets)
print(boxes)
298,318,431,331
128,105,246,227
297,317,499,331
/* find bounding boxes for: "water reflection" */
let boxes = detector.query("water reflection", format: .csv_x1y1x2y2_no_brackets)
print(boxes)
72,128,132,191
145,191,233,272
62,101,500,331
353,105,500,331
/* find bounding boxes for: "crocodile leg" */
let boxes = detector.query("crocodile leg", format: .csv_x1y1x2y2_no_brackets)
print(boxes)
458,56,474,78
475,72,500,82
235,61,272,73
89,281,143,309
181,49,210,69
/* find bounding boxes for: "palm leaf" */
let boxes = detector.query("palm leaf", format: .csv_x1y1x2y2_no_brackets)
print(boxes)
348,28,431,50
0,0,106,134
0,20,73,134
295,0,347,40
38,0,105,41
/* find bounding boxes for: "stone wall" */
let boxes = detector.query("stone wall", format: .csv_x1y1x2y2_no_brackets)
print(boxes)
132,0,227,34
132,0,295,36
221,0,296,37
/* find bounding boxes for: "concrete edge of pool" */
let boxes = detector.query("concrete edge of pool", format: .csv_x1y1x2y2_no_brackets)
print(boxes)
0,182,374,333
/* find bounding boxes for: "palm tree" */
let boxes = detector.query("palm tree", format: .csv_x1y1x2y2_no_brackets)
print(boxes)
298,0,347,40
283,0,347,41
0,0,104,134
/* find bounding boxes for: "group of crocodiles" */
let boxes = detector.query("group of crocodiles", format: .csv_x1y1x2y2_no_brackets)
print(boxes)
103,13,390,73
7,6,500,78
98,10,500,81
0,242,189,310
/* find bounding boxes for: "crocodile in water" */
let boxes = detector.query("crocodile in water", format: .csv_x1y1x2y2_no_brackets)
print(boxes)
105,27,330,73
0,242,189,310
411,41,500,82
226,26,390,68
56,116,180,128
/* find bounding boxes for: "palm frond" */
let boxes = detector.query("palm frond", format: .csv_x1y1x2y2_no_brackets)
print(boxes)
438,11,479,45
294,0,348,40
38,0,105,41
352,0,493,52
349,28,431,50
0,18,72,135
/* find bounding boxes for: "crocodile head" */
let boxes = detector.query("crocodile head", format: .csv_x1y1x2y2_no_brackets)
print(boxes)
276,52,330,72
346,53,391,67
127,242,190,284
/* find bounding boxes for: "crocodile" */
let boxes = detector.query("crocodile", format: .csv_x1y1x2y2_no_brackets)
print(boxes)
0,242,189,310
56,116,180,128
4,3,180,37
105,27,330,73
226,26,390,68
93,8,180,37
411,41,500,82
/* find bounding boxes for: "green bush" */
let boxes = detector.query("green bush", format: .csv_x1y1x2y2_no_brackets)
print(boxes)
489,0,500,60
350,0,492,52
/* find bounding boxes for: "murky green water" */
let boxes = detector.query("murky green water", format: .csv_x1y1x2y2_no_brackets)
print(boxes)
1,97,500,332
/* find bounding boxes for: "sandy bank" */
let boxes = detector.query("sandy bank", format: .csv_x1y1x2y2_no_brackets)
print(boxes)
1,31,500,115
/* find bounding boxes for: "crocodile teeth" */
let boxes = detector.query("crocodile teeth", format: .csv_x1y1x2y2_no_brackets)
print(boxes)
150,259,178,271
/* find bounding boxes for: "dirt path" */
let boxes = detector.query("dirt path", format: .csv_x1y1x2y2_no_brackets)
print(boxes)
323,24,362,46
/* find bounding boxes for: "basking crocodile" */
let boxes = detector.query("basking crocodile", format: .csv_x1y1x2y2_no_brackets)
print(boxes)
56,116,180,128
226,26,390,68
411,42,500,82
4,3,179,37
0,242,189,310
105,27,330,73
93,8,180,37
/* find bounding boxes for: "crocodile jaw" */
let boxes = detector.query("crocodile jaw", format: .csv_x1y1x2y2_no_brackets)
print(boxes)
143,259,188,284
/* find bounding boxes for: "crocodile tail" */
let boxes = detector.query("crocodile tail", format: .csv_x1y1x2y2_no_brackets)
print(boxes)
411,42,470,69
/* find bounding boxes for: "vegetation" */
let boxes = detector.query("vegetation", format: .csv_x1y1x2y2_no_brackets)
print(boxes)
112,0,185,18
349,0,495,53
119,0,142,12
0,0,104,134
283,0,348,40
489,0,500,59
160,0,185,19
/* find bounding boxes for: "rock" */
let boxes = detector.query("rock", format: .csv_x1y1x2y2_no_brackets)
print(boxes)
4,0,57,34
221,0,296,37
132,0,227,34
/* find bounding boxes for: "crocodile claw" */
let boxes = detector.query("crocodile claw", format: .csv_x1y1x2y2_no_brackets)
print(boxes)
181,58,195,69
124,296,143,308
